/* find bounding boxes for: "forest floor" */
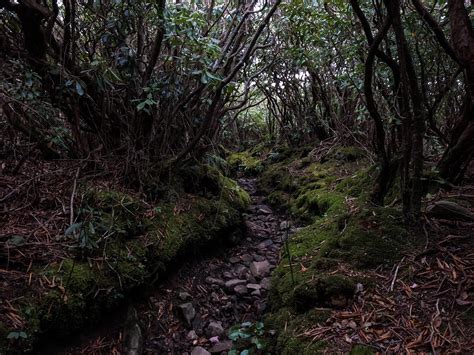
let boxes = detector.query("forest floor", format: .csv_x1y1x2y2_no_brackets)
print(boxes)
43,177,296,354
1,145,473,354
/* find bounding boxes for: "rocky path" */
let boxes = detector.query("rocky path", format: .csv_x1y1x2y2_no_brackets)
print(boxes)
119,177,295,354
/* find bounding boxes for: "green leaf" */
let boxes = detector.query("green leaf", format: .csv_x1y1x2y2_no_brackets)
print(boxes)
8,235,25,247
65,223,83,236
136,101,147,111
75,82,84,96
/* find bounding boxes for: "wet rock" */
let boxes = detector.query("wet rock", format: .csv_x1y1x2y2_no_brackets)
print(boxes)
205,277,225,286
225,279,246,289
244,220,259,236
206,321,224,337
250,260,271,278
186,330,198,341
247,283,261,291
191,346,211,355
233,264,248,278
123,307,143,355
257,239,273,249
178,303,196,325
209,340,233,353
260,277,271,290
251,289,261,297
280,220,291,230
257,205,273,214
179,292,192,301
241,254,254,263
234,284,248,295
245,274,257,283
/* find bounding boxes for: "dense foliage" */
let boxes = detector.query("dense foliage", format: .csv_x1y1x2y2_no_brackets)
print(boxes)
1,0,472,220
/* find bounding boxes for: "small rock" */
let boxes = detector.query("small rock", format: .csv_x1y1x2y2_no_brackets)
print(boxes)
178,303,196,325
247,283,261,291
234,284,248,295
209,340,233,353
229,256,240,264
186,330,198,341
225,279,246,289
179,292,192,301
257,205,273,214
250,260,271,278
251,289,261,297
244,220,259,236
253,254,265,262
206,321,224,337
241,254,254,263
257,239,273,249
223,271,233,279
280,220,291,230
205,277,225,286
191,346,211,355
233,264,249,278
260,277,271,290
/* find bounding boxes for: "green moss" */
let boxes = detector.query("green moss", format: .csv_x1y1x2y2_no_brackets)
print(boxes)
292,190,346,222
321,146,366,163
350,345,375,355
227,151,263,175
293,274,356,311
265,307,330,354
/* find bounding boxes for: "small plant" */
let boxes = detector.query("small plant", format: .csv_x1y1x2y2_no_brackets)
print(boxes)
228,321,267,354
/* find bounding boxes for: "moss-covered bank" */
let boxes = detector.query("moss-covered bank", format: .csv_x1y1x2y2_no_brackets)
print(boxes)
253,145,409,354
0,164,250,353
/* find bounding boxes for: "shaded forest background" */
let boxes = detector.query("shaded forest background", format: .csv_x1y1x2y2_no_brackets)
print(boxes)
1,0,473,223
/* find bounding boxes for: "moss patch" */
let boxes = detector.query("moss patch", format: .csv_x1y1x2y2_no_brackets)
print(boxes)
260,146,410,354
227,151,264,175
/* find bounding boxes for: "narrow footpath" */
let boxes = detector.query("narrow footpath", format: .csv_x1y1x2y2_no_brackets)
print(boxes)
72,177,296,354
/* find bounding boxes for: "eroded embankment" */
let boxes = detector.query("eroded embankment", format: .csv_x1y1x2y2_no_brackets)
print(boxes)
0,164,250,353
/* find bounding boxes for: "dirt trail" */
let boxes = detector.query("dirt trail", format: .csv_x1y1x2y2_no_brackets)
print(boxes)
59,177,296,354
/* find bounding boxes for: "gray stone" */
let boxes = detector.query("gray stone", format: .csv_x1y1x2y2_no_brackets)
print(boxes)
257,205,273,214
178,303,196,325
244,220,259,236
233,264,248,278
225,279,246,289
250,260,271,278
191,346,211,355
234,284,248,295
207,321,224,337
179,292,192,301
241,254,254,262
205,277,225,286
280,220,291,230
260,277,271,290
229,256,240,264
209,340,233,353
257,239,274,249
247,283,261,291
223,271,233,279
251,289,261,297
186,330,198,341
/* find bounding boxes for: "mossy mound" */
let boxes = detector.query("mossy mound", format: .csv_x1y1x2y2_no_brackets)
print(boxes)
259,145,409,354
227,151,264,175
265,307,330,354
1,164,249,353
